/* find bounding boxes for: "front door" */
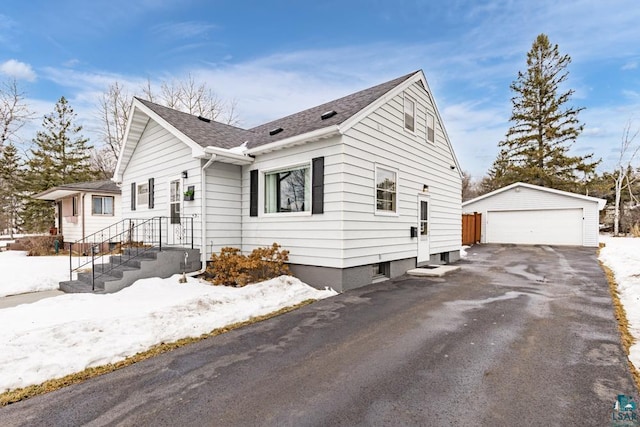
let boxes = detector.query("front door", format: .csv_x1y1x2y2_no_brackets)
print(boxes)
168,179,183,245
417,195,430,264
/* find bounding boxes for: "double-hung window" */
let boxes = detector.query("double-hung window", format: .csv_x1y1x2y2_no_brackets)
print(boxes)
404,95,415,132
376,166,397,213
426,113,435,143
92,196,114,216
264,164,310,213
72,196,79,216
137,183,149,208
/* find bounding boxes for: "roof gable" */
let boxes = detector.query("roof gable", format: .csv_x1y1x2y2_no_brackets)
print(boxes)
463,182,606,209
136,99,255,149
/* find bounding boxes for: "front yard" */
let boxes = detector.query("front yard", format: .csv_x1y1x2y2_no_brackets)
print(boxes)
0,250,336,396
0,235,637,399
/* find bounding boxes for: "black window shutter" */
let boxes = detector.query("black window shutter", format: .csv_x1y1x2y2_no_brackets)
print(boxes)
131,182,136,211
148,178,155,209
312,157,324,214
249,169,258,217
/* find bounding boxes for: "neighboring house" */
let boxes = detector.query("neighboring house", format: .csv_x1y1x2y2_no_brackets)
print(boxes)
462,182,606,247
114,70,462,291
33,180,122,243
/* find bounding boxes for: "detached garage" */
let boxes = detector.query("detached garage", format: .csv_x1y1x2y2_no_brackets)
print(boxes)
463,182,606,247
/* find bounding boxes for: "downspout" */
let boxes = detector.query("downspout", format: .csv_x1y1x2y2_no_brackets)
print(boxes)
81,193,86,241
188,154,217,276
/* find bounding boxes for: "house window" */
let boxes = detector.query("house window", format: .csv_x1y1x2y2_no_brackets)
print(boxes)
92,196,114,216
404,95,415,132
72,196,79,216
376,166,397,213
264,164,310,213
137,183,149,207
426,113,435,143
373,262,390,279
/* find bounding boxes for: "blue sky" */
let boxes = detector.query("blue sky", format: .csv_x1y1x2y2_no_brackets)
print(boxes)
1,0,639,178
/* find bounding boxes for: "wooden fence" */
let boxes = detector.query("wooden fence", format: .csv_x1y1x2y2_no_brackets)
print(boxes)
462,212,482,245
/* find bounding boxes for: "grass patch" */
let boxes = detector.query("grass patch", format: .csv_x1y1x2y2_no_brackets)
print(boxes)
0,299,316,406
598,251,640,394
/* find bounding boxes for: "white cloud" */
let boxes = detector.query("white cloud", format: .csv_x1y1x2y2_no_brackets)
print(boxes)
151,21,217,40
0,59,36,81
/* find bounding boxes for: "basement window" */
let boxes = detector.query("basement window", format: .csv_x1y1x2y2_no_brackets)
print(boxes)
373,262,390,281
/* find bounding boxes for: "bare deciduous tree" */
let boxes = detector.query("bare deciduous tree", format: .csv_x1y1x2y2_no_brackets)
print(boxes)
613,120,640,235
0,78,33,149
96,75,240,177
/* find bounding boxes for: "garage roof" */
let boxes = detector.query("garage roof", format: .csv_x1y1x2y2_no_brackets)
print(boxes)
463,182,606,210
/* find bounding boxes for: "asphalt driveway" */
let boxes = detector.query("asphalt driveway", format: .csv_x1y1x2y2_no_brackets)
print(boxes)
1,245,637,426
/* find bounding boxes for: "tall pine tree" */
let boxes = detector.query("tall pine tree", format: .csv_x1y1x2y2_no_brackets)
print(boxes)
21,96,94,232
485,34,599,192
0,143,24,236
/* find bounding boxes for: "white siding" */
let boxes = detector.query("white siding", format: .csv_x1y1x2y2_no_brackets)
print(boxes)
121,120,203,249
82,192,122,239
59,193,122,242
340,80,462,267
242,81,462,269
204,162,242,258
242,137,345,268
463,186,601,247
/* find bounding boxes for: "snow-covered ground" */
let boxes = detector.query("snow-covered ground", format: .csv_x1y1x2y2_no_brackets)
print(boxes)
599,235,640,373
0,251,69,297
0,239,636,395
0,251,336,393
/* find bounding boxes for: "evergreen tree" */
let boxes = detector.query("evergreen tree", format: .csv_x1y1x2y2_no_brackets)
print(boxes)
21,96,94,232
0,143,24,236
486,34,599,192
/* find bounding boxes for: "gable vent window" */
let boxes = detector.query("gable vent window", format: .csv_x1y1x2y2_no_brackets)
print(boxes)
321,110,337,120
404,95,415,132
426,113,435,143
269,127,283,136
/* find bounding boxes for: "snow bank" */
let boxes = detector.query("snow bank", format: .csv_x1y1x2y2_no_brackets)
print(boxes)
0,275,336,392
599,235,640,371
0,251,68,297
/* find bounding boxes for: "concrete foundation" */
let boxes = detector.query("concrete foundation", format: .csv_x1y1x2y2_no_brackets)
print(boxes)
292,250,460,292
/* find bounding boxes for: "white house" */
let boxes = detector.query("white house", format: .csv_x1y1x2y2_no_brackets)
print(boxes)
33,180,122,243
462,182,606,247
113,70,462,291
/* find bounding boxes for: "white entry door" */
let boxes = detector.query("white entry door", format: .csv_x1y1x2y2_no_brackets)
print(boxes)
168,179,183,245
417,195,430,264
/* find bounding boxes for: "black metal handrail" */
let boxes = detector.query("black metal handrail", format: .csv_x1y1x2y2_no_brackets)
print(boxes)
69,216,194,290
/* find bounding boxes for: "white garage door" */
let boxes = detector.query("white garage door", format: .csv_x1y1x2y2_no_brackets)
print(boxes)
487,209,583,246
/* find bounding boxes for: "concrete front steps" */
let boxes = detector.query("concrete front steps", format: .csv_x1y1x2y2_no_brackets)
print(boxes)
59,247,202,294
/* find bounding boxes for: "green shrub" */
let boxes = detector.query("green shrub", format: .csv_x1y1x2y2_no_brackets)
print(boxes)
206,243,290,286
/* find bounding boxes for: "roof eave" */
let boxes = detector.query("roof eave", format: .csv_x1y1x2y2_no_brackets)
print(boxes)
245,125,340,156
203,146,255,165
462,182,607,209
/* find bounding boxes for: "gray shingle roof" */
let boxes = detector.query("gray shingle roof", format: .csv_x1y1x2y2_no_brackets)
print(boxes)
247,71,418,148
136,71,418,150
136,98,255,149
55,180,121,193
